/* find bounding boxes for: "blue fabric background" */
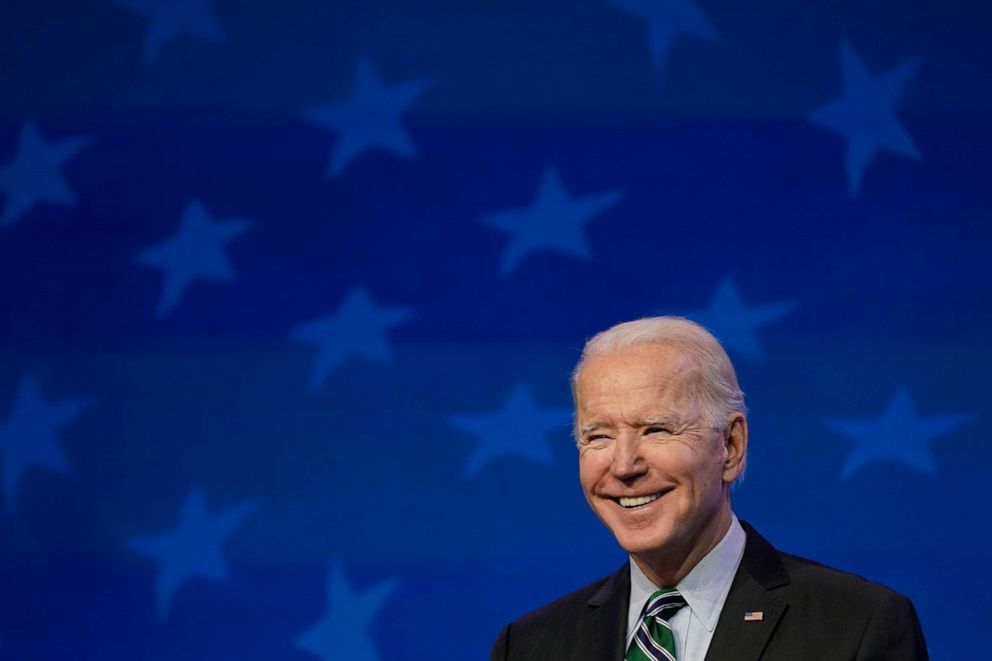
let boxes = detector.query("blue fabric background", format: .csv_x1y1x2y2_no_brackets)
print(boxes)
0,0,989,658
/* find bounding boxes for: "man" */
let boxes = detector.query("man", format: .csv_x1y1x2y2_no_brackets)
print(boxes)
491,317,927,660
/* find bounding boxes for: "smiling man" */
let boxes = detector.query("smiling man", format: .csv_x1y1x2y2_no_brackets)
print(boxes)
490,317,928,661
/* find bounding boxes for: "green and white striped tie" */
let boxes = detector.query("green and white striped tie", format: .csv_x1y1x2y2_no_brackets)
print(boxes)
626,588,686,661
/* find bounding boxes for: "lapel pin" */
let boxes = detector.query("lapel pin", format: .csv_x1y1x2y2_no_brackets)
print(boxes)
744,611,764,621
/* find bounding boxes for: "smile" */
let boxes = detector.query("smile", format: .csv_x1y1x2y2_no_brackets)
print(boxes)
615,492,665,508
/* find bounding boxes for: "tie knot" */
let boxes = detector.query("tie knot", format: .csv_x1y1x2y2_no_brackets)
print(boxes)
644,588,686,621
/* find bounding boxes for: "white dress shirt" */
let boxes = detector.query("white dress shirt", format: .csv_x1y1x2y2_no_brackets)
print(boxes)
626,515,746,661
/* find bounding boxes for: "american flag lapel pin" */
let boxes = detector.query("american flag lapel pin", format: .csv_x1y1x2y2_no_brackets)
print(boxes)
744,611,764,621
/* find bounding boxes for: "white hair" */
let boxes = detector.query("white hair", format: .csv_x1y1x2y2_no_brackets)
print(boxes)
572,316,746,429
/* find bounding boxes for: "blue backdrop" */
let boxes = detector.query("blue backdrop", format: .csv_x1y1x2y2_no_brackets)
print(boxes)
0,0,989,658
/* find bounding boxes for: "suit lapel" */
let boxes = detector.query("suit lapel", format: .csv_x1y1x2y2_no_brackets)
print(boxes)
575,563,630,661
574,524,790,661
704,522,789,661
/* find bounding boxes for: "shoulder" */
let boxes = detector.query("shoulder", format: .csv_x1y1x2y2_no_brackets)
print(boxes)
737,525,927,658
776,550,914,614
776,553,927,658
490,567,627,660
511,572,615,632
741,521,910,609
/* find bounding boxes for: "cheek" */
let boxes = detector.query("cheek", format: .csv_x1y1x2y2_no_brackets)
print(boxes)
649,445,720,497
578,451,609,488
645,442,697,475
688,453,729,504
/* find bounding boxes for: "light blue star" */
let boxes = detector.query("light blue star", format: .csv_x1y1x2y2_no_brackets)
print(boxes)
129,488,253,617
117,0,225,64
826,388,974,480
612,0,719,70
305,57,431,176
480,169,622,275
449,384,571,479
296,563,396,661
136,200,252,317
690,277,796,363
0,377,91,511
291,288,414,393
808,41,920,196
0,123,89,228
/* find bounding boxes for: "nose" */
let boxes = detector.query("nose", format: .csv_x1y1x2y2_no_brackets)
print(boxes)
610,433,647,481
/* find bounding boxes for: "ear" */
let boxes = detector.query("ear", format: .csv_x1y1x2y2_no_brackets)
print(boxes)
722,413,748,483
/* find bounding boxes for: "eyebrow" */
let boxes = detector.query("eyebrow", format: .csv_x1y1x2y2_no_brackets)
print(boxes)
637,415,679,427
579,415,679,435
579,421,606,435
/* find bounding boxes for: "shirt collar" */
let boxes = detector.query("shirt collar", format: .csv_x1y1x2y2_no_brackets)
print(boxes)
627,515,746,635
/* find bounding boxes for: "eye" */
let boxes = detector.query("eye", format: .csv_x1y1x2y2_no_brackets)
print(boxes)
583,433,613,446
645,426,673,436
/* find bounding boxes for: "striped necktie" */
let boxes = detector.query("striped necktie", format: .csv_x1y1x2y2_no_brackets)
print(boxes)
626,588,687,661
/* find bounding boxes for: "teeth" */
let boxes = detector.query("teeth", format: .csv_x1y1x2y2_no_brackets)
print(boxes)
618,493,662,508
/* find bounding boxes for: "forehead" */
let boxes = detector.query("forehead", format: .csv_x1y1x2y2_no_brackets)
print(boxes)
574,343,701,418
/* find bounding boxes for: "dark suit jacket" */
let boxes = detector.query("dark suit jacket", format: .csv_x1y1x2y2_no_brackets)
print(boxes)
491,522,928,660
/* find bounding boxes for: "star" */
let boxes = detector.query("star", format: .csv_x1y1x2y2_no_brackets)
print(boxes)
305,57,431,176
690,277,796,363
612,0,719,71
116,0,225,64
128,488,253,617
136,200,252,317
808,41,920,196
291,288,414,393
296,563,396,661
0,122,90,228
0,377,91,510
449,384,572,479
480,169,623,275
826,388,974,480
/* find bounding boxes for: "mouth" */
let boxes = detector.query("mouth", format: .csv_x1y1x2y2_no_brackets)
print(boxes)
611,489,671,509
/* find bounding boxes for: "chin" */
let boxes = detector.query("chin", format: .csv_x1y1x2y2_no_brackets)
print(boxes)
615,531,675,557
597,507,682,558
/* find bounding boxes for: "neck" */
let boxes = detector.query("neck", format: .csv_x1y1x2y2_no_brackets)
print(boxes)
632,506,733,588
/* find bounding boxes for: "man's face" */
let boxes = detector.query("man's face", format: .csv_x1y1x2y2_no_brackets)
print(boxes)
576,343,740,568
